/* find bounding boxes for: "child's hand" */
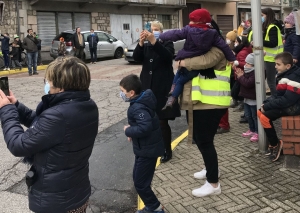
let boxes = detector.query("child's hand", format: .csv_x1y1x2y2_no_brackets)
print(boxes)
235,68,244,78
127,137,132,142
123,125,130,131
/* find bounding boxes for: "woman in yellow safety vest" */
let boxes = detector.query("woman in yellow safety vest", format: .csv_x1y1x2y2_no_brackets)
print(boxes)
262,8,284,96
175,20,233,198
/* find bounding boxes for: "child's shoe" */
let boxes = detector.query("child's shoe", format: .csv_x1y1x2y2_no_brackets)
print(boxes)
250,133,258,142
3,67,7,71
7,67,10,71
136,205,164,213
162,96,176,110
242,130,254,137
168,84,175,96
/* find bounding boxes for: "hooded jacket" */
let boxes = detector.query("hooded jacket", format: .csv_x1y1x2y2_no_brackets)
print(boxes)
0,90,99,212
284,28,300,67
159,25,236,62
125,89,164,158
263,65,300,115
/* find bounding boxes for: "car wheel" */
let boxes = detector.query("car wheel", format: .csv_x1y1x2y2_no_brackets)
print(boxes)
114,48,123,59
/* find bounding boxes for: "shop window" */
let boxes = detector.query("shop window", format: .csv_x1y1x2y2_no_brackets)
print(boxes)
157,15,171,29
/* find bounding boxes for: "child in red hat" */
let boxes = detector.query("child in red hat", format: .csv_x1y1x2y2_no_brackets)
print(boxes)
159,8,236,110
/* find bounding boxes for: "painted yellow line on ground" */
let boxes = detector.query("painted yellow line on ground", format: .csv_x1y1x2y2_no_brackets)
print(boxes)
0,65,48,77
137,130,188,210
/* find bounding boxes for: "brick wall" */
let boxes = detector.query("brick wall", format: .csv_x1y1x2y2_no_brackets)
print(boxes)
282,116,300,155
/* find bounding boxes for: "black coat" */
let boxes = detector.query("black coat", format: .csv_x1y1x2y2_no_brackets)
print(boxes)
133,40,181,120
9,46,19,60
263,65,300,115
125,89,164,158
284,29,300,67
72,33,85,49
0,34,10,51
0,91,99,213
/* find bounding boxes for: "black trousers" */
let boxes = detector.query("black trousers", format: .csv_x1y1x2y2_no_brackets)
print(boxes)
258,109,288,147
133,156,160,211
75,47,84,61
90,47,97,62
192,108,227,183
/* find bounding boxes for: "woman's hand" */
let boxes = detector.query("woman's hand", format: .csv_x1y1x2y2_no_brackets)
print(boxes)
0,90,12,108
175,60,186,69
7,90,17,104
139,31,147,47
144,31,156,45
235,68,244,78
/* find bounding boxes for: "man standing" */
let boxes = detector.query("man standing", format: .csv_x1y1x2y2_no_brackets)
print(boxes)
72,27,85,61
22,29,39,76
0,33,10,70
87,29,99,64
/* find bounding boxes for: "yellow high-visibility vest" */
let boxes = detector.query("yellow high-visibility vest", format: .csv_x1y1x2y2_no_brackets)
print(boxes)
248,30,253,43
264,24,284,62
191,65,231,106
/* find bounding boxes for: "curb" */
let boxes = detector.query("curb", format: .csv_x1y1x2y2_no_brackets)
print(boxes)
137,130,188,210
0,65,48,77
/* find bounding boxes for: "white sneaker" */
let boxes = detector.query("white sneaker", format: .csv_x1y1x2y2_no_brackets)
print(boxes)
192,180,221,197
7,68,10,71
194,168,220,180
3,67,7,71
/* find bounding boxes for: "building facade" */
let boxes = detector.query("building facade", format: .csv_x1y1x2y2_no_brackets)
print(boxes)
0,0,239,51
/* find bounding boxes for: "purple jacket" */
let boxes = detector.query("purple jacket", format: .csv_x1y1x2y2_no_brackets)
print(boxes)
237,71,256,100
159,25,236,61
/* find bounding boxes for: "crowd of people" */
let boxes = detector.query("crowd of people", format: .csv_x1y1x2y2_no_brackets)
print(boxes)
0,6,300,213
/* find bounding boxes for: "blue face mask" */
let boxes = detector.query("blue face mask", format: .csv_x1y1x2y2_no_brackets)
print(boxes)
120,91,130,102
44,81,50,94
153,31,160,39
262,16,265,23
91,33,94,35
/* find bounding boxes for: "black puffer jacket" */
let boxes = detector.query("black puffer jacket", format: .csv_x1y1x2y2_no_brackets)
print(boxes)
0,90,99,213
263,65,300,115
125,89,164,158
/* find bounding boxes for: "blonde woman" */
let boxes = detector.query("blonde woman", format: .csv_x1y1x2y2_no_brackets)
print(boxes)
133,21,181,163
0,56,99,213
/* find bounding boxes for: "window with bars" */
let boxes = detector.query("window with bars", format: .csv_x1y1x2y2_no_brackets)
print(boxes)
157,15,171,29
123,23,130,30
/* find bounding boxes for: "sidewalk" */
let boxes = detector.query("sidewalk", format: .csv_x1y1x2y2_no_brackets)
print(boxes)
150,108,300,213
0,65,48,77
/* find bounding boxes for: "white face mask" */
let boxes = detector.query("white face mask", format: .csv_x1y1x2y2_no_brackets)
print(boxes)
226,39,231,45
241,23,245,27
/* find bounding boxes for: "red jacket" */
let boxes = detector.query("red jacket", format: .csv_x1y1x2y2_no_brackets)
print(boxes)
236,46,253,70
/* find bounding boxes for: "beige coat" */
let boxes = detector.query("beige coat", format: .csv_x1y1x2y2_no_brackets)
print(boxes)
178,47,229,143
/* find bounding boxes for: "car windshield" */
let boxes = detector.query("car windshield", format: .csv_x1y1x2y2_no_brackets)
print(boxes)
54,33,73,42
105,33,117,42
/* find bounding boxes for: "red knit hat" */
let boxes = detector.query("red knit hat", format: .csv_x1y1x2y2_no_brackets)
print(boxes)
189,9,211,23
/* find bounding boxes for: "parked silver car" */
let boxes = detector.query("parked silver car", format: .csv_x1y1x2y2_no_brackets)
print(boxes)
50,30,127,60
124,31,185,63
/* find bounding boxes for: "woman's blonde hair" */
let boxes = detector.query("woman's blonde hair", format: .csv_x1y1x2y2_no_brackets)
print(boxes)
45,56,91,91
150,20,164,31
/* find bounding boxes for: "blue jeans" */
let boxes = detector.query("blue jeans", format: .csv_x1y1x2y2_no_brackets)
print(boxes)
27,52,38,74
244,103,258,133
133,156,160,211
172,67,199,98
2,50,9,67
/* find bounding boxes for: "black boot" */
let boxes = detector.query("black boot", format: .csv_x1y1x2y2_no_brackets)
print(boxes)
160,150,172,163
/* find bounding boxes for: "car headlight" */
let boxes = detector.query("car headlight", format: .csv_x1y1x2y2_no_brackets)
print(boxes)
124,48,128,53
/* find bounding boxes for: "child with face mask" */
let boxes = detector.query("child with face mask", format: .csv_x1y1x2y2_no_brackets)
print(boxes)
120,74,165,213
235,53,258,142
158,8,236,110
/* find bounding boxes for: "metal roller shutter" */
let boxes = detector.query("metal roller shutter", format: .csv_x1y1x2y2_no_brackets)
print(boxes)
74,13,91,31
37,12,56,47
58,13,72,33
217,15,234,37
